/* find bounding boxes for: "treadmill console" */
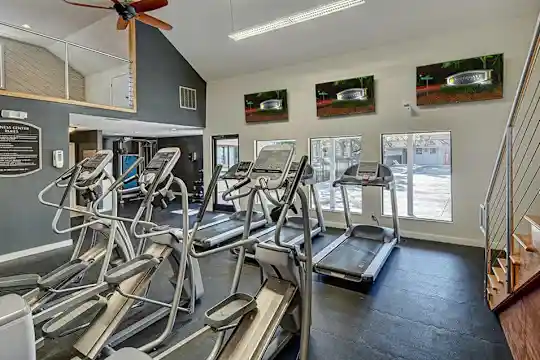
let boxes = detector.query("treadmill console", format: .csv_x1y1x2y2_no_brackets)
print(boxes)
250,144,295,189
235,161,253,178
140,147,181,185
78,150,113,182
356,162,380,183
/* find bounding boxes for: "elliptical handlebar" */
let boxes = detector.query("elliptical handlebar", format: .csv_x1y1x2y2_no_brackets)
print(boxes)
197,165,222,223
273,156,308,249
221,177,251,202
92,157,157,230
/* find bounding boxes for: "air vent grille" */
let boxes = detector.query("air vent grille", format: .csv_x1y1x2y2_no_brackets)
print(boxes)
180,86,197,110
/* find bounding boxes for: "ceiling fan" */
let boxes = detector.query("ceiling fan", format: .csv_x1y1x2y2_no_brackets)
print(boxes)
63,0,172,31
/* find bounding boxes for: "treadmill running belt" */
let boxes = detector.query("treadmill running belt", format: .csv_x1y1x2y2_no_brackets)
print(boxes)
195,220,244,240
318,237,382,276
258,227,304,245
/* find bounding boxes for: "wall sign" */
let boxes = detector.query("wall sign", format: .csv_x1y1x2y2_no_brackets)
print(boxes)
0,120,42,177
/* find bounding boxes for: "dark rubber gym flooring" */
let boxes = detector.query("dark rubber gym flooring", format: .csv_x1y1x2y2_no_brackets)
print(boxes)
0,203,512,360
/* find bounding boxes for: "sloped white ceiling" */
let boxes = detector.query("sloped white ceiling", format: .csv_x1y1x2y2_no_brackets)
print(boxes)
152,0,540,80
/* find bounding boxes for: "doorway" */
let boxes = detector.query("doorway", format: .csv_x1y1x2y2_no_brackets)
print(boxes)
213,134,239,212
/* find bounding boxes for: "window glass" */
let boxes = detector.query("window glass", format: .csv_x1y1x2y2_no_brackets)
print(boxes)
310,136,362,213
382,132,452,221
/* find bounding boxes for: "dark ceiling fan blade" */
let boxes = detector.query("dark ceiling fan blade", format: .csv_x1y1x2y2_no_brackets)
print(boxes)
63,0,113,9
136,13,172,30
117,17,130,30
131,0,168,13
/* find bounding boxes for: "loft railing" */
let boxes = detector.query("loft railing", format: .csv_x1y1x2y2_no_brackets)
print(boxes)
481,11,540,308
0,20,135,111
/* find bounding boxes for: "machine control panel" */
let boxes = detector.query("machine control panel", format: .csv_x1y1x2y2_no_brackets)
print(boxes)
78,150,113,182
140,147,181,185
356,162,380,183
250,144,295,189
234,161,253,178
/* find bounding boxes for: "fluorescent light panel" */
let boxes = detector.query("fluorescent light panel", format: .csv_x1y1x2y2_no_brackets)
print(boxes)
229,0,366,41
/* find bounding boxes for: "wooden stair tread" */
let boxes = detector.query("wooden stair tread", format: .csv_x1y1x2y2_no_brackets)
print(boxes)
488,274,500,290
497,258,507,272
513,233,537,252
510,254,521,265
525,215,540,230
492,266,506,283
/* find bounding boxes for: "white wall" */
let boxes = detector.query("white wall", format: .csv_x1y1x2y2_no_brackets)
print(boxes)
204,15,536,248
85,64,130,106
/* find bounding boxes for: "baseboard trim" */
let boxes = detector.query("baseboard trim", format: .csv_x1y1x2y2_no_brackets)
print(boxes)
0,239,73,264
323,221,483,248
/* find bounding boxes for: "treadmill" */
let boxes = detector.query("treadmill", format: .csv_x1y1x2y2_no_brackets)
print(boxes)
248,162,325,257
313,161,401,283
192,161,270,248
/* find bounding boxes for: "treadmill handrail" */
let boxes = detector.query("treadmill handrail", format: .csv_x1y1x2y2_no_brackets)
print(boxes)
188,167,259,258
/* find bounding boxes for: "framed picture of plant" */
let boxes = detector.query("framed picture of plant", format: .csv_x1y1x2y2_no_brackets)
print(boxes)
244,89,288,123
315,75,375,118
416,54,503,106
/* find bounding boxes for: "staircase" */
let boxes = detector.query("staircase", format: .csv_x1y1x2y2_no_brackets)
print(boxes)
481,12,540,312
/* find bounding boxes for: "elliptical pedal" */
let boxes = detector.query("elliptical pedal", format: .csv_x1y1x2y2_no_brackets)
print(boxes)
42,296,107,338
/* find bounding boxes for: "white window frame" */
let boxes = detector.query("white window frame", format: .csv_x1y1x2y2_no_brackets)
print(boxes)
309,135,362,214
381,131,453,222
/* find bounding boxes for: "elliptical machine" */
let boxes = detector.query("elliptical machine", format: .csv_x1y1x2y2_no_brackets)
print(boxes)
49,147,204,359
105,143,313,360
0,150,135,326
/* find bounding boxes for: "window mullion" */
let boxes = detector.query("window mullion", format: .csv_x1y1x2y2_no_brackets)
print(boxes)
407,134,415,217
330,139,337,211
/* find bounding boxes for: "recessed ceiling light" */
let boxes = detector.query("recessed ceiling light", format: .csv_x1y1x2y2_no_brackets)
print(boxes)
229,0,366,41
21,24,31,29
171,128,177,131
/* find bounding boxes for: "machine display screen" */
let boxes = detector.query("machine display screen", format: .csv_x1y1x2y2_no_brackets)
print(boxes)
253,149,292,173
236,161,252,173
147,152,174,170
82,153,108,170
356,162,379,177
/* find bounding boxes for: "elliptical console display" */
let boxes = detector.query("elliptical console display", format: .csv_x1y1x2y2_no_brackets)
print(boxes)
249,144,295,189
78,150,114,182
140,148,181,185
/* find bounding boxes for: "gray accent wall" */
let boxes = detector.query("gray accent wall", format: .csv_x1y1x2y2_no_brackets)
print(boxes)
81,23,207,128
0,96,69,254
158,136,203,192
135,24,206,128
0,24,206,256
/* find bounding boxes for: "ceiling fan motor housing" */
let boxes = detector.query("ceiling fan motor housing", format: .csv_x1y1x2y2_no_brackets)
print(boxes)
114,3,137,20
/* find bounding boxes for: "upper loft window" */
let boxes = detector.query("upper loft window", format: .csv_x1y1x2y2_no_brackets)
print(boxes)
180,86,197,110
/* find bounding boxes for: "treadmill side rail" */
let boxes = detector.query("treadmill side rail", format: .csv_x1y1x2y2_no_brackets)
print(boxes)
362,239,397,282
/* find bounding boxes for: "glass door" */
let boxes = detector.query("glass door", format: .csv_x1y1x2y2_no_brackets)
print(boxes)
213,134,239,212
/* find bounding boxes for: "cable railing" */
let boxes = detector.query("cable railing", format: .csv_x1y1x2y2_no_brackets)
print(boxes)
0,20,134,109
481,11,540,304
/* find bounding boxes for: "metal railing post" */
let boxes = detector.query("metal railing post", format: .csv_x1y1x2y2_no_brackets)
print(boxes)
64,43,70,100
505,128,514,293
484,11,540,203
484,202,490,298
